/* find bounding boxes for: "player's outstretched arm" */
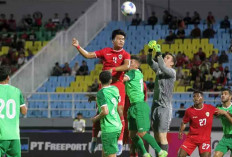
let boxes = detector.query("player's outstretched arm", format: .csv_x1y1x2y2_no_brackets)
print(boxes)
72,38,96,59
123,75,130,82
20,105,27,115
91,106,109,123
178,122,186,140
147,41,159,72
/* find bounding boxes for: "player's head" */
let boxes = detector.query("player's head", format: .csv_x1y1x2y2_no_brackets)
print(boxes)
163,52,176,68
111,29,126,49
99,71,112,85
130,55,141,70
193,90,204,105
77,113,83,119
221,88,232,103
0,66,10,83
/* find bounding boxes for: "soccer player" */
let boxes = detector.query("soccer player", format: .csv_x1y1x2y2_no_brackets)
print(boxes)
72,29,130,155
123,56,168,157
147,40,176,153
213,88,232,157
0,66,27,157
178,91,217,157
91,71,122,157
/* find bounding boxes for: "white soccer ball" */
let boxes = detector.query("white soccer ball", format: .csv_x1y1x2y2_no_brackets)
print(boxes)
121,1,136,16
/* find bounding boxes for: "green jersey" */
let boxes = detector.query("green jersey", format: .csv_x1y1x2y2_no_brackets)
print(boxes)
96,85,122,133
125,69,144,103
217,104,232,135
0,84,25,140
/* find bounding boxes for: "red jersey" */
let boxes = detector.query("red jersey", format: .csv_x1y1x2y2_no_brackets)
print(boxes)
183,104,216,141
95,47,130,81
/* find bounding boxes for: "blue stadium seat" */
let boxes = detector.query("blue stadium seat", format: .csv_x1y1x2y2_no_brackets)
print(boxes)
51,110,60,117
75,102,85,109
41,111,48,117
63,102,72,108
61,111,72,117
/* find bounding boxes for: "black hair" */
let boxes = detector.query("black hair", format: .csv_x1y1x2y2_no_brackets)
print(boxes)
99,71,112,85
193,90,203,96
111,29,126,40
131,55,141,64
221,88,232,95
0,66,10,82
77,113,82,116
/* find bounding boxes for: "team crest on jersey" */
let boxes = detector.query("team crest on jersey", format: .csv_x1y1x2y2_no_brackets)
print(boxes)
206,112,210,117
118,54,122,59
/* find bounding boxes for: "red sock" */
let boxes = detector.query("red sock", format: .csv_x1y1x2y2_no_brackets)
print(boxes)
92,120,100,138
130,153,138,157
118,116,125,141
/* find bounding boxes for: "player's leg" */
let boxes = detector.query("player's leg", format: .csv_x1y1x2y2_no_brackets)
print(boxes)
136,102,167,156
6,140,21,157
214,135,231,157
89,111,100,154
112,81,125,155
101,131,120,157
198,141,211,157
157,106,172,152
178,137,197,157
0,140,10,157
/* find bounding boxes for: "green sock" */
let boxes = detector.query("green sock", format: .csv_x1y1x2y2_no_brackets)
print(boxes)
142,133,161,153
132,135,147,155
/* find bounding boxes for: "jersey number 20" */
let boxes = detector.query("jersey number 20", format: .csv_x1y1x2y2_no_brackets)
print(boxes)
0,99,16,119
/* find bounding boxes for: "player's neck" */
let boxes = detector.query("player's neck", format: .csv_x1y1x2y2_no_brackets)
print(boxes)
194,103,203,109
113,46,123,51
222,101,231,108
102,84,110,88
0,80,9,85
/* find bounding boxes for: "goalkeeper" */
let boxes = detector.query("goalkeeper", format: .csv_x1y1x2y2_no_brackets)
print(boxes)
147,41,176,154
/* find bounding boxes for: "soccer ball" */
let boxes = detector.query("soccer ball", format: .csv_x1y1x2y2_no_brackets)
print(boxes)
121,1,136,16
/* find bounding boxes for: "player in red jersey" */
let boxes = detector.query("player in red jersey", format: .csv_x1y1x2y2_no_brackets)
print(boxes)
178,90,218,157
72,29,130,155
124,81,147,157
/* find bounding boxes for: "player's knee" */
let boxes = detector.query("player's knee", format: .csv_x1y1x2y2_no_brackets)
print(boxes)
213,151,223,157
137,132,146,138
177,149,187,157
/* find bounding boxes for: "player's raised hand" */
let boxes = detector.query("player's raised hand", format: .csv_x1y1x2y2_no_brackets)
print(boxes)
178,132,183,140
215,108,227,115
72,38,79,47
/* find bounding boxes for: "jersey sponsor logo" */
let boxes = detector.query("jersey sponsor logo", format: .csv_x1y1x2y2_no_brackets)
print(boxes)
118,54,122,59
106,54,112,55
206,112,209,117
193,116,198,118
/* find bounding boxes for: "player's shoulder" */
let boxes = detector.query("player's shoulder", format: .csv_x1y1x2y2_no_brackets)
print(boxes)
110,85,119,92
3,84,20,92
204,103,216,109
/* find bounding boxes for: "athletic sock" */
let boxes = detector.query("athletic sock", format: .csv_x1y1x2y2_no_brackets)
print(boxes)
131,135,147,155
142,133,162,153
160,144,168,152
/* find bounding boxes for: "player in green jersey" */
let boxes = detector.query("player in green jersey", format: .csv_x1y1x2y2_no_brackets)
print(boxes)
0,66,27,157
123,56,168,157
91,71,122,157
214,88,232,157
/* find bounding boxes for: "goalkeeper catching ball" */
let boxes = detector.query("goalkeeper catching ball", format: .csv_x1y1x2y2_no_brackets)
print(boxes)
147,40,176,155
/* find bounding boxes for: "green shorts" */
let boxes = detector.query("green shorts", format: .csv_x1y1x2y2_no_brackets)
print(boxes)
0,140,21,157
215,134,232,154
101,131,120,156
127,101,150,132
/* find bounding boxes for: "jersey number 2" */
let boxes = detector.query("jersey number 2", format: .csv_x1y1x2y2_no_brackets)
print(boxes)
0,99,16,119
199,118,206,126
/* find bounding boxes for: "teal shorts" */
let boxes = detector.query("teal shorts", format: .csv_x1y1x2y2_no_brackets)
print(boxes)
215,135,232,154
127,101,150,132
101,131,120,156
0,140,21,157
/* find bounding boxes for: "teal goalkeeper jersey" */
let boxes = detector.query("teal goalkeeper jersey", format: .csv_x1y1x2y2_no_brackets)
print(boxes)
125,69,144,103
96,85,122,133
0,84,25,140
217,104,232,135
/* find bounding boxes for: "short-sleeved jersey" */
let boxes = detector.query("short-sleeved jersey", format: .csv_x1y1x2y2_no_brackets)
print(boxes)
183,104,216,141
217,104,232,135
0,84,25,140
125,69,144,103
96,85,122,133
95,48,130,81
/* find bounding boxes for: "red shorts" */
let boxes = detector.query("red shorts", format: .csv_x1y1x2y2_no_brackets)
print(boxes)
180,137,211,155
111,81,125,106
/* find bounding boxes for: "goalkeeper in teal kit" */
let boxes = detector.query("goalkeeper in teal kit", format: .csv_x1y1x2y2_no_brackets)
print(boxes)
123,56,168,157
0,66,27,157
